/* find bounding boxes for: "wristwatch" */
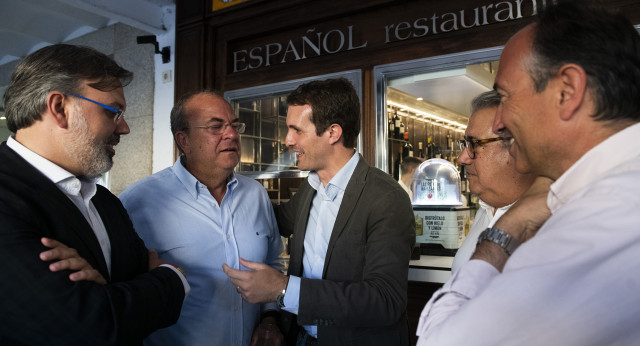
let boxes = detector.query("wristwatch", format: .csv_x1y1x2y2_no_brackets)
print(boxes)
276,288,286,308
477,227,520,255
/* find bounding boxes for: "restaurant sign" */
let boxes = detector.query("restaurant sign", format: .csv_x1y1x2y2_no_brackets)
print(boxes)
232,0,555,73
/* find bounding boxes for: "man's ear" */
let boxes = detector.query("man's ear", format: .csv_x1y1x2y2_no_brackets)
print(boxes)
175,131,190,154
47,91,70,129
327,124,343,145
555,63,588,121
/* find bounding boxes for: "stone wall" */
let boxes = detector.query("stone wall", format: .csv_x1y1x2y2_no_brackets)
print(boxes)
67,23,155,195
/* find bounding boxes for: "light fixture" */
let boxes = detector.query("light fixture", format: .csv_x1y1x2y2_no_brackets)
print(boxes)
136,35,171,64
387,100,467,129
387,106,465,133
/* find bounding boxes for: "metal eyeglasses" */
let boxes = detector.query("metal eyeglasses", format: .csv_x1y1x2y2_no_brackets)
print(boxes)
186,122,246,135
71,94,125,123
458,137,507,159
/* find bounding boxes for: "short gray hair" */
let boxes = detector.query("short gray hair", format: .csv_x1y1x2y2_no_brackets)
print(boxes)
469,90,509,148
3,44,132,133
470,90,501,114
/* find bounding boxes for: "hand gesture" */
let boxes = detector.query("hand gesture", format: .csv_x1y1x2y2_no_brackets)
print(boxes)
223,258,289,304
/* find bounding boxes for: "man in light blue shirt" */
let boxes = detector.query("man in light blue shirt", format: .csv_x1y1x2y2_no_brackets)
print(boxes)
120,91,284,346
224,78,415,346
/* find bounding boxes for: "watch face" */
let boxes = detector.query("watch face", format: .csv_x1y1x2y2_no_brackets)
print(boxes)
277,292,285,308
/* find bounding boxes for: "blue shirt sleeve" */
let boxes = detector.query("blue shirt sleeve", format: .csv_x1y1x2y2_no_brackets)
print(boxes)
282,275,301,315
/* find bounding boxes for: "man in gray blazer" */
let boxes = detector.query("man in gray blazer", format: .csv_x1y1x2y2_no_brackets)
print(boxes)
224,78,415,345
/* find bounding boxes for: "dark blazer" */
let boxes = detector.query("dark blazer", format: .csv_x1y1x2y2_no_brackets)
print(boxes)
276,155,416,346
0,142,185,345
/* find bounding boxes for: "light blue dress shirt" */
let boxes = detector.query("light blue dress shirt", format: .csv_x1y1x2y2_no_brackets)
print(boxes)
119,158,284,346
283,152,359,338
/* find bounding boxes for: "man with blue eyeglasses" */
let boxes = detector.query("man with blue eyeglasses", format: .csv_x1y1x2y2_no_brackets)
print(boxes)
0,44,188,345
119,91,285,346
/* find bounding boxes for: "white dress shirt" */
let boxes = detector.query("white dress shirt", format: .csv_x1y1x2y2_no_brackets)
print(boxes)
7,137,188,291
7,137,112,273
416,122,640,345
451,200,512,274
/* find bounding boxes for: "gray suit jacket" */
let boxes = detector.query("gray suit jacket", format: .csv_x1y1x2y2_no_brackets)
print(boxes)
276,155,415,346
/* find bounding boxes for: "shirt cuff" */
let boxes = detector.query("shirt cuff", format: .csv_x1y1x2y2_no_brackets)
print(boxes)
160,264,191,298
282,275,300,315
445,259,499,297
416,259,498,340
263,301,279,312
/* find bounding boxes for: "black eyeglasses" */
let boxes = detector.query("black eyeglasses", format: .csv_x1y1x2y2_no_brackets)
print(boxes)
71,94,125,123
185,122,246,135
458,137,507,159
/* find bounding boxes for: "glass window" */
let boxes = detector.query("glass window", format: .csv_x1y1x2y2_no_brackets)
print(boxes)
225,70,362,175
224,70,362,203
374,47,502,209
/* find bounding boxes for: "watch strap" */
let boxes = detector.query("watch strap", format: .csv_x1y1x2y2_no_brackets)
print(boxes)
477,227,520,255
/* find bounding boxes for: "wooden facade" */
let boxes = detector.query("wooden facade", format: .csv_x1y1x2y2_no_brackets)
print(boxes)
175,0,640,164
176,0,640,342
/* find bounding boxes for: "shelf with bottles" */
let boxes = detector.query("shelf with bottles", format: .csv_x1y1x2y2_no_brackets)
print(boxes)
386,105,467,181
387,106,464,158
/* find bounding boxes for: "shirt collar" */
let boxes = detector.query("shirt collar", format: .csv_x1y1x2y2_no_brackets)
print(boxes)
7,136,98,198
308,151,359,201
173,156,237,199
7,136,75,184
548,122,640,213
479,198,514,217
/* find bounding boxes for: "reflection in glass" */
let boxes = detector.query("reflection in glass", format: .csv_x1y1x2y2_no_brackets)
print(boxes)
232,93,294,173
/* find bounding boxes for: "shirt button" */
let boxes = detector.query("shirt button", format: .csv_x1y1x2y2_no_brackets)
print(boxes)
226,234,230,240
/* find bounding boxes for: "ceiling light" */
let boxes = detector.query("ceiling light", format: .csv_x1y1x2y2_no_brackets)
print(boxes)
387,100,467,129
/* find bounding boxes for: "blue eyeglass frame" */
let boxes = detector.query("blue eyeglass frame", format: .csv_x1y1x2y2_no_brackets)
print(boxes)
71,94,124,122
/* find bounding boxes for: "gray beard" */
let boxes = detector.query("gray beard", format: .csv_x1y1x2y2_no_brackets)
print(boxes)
64,106,114,179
